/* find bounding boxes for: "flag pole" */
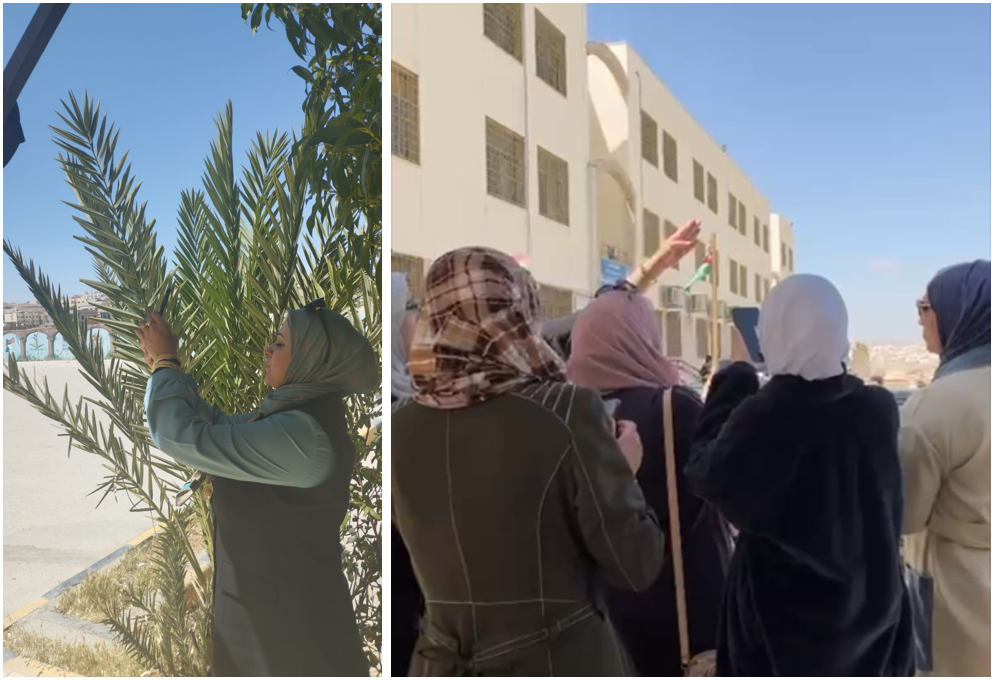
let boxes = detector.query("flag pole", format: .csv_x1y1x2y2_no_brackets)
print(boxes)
709,233,720,375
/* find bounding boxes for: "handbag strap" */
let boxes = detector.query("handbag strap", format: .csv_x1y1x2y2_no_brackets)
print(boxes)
662,388,692,670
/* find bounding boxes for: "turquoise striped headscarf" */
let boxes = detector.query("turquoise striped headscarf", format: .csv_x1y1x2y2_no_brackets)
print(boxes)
254,307,379,420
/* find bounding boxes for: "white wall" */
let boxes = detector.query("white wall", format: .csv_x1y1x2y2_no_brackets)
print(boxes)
392,3,592,301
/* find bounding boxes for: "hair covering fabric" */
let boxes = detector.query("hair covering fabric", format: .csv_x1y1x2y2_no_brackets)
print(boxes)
255,306,379,420
391,273,415,400
567,289,680,390
409,247,565,409
759,274,850,381
927,260,991,380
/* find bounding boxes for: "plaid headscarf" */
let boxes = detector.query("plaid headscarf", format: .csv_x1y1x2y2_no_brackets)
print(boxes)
409,247,566,409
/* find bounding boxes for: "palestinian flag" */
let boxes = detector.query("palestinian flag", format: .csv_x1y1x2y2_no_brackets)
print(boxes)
684,254,714,292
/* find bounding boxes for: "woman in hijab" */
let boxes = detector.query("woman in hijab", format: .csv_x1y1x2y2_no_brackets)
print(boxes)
390,273,424,676
136,303,378,677
685,274,914,677
900,260,990,677
567,290,730,677
392,247,665,677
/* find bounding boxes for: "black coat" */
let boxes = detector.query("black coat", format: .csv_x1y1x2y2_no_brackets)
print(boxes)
685,364,915,677
603,386,730,677
211,394,368,677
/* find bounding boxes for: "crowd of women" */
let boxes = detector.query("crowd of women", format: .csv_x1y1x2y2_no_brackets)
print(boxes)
391,227,990,677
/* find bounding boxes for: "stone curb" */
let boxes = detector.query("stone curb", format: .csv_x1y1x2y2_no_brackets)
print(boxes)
3,523,162,631
1,653,82,677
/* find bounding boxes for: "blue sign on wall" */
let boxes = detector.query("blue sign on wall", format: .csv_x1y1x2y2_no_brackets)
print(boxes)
600,259,631,287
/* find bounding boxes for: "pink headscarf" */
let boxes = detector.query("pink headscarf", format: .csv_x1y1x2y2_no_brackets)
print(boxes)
566,290,680,390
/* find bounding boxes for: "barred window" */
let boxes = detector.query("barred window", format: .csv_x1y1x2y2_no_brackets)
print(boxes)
641,112,658,167
666,311,683,358
538,147,569,225
728,193,737,228
483,4,523,61
664,220,680,271
392,253,426,301
535,10,566,96
392,62,420,164
693,160,705,203
738,203,747,236
753,217,761,246
696,318,709,359
643,210,660,256
739,264,748,298
729,259,739,294
707,172,718,214
539,284,573,319
663,131,678,182
486,118,526,207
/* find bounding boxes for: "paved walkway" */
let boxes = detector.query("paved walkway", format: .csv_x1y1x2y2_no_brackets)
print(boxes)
3,361,157,618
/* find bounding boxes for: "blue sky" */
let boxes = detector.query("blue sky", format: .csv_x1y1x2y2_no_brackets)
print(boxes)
3,3,306,304
589,3,990,343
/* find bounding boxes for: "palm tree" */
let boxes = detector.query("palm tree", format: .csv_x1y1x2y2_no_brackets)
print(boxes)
3,89,381,675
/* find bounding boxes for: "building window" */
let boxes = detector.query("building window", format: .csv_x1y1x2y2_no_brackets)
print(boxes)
738,203,747,236
728,193,738,229
788,248,795,271
706,172,718,214
762,224,770,253
693,160,705,203
740,264,748,298
755,273,762,303
764,278,771,298
643,209,660,257
781,242,788,270
392,253,426,301
664,220,680,270
486,117,526,207
666,311,683,357
695,242,706,270
483,4,523,61
729,259,739,294
662,131,678,183
535,10,566,96
539,284,573,319
538,147,569,225
753,217,761,247
391,62,420,164
641,112,658,167
696,318,709,359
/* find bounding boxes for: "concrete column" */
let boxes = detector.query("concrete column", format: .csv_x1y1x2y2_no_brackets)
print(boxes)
19,333,25,360
48,333,55,360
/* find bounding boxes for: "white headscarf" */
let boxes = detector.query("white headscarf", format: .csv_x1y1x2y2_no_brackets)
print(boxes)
759,274,850,381
391,273,414,400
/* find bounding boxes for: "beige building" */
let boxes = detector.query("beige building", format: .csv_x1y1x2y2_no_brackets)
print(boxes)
587,42,795,364
392,5,797,365
391,3,593,317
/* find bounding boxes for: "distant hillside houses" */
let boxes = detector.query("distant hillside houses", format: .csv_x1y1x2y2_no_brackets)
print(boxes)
3,291,109,331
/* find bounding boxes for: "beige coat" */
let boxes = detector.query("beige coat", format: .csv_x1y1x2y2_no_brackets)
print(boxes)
900,366,991,677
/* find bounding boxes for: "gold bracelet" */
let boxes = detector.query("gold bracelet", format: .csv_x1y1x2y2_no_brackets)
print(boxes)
152,359,181,373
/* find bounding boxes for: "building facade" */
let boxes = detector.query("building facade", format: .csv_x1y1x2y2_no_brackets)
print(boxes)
391,2,594,317
587,42,795,364
392,4,797,365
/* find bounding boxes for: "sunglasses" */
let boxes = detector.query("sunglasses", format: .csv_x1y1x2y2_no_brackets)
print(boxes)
916,300,932,317
303,297,326,312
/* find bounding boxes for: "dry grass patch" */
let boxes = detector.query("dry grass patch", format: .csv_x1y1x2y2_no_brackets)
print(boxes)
3,626,152,677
